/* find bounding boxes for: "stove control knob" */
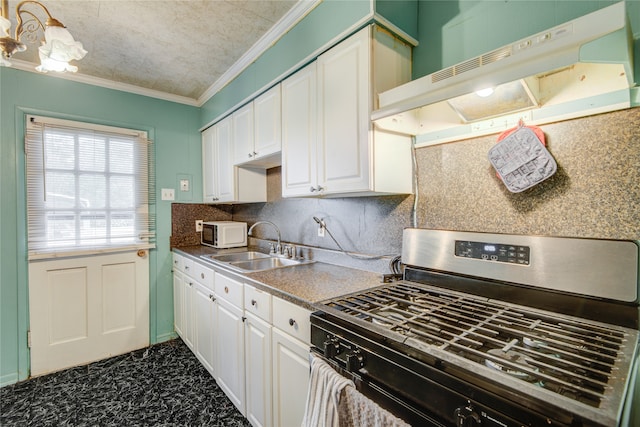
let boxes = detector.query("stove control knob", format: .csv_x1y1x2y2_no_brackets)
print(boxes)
323,338,341,359
346,350,364,372
454,405,481,427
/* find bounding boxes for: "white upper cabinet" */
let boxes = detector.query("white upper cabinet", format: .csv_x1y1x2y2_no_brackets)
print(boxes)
253,85,282,167
202,116,267,204
232,103,254,166
282,25,414,198
281,63,317,197
234,84,282,168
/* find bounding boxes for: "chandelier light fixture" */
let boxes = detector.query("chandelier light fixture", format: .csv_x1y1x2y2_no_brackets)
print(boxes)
0,0,86,72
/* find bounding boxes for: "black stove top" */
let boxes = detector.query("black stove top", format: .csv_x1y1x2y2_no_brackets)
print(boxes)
323,280,638,418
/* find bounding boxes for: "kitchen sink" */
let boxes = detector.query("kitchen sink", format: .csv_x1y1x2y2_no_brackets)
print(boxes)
229,257,305,271
200,251,313,272
207,251,272,263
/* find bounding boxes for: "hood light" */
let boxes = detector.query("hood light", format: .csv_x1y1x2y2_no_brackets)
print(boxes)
476,88,495,98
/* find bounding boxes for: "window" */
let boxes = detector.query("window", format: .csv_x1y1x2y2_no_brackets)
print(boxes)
26,115,155,258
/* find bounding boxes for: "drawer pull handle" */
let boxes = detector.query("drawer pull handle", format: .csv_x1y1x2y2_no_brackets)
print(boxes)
224,286,229,294
185,265,190,270
289,318,296,327
201,273,205,279
251,299,257,307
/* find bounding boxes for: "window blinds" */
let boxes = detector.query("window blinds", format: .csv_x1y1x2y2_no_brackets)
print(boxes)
25,115,155,258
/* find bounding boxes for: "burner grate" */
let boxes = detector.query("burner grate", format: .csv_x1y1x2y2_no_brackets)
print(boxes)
326,282,635,409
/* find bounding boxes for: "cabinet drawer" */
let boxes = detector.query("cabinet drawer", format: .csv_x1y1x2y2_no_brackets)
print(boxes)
192,261,214,291
182,257,195,276
215,272,243,308
272,297,311,344
172,253,184,272
244,284,272,322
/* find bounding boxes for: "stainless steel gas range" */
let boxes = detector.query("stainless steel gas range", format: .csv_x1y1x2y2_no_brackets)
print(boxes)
310,229,639,426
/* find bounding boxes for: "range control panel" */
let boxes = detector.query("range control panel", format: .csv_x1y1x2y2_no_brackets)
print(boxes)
455,240,530,265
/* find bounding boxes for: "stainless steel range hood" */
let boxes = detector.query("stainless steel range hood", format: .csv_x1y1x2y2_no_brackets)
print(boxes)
372,2,635,147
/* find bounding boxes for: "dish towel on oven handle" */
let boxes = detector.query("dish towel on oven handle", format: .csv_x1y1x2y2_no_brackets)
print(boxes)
301,354,411,427
338,385,411,427
301,354,354,427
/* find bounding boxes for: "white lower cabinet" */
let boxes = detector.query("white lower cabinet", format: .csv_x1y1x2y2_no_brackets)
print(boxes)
245,312,272,427
175,255,195,350
271,297,311,427
216,273,246,415
272,327,310,427
173,255,312,427
193,282,217,376
172,269,185,338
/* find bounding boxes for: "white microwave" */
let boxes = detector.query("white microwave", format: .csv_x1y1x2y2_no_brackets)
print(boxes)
201,221,247,248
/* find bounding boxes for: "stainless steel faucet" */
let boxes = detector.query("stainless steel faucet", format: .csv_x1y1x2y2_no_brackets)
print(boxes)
247,221,282,254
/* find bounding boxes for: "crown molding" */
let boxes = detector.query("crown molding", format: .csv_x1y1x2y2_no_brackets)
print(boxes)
3,0,322,108
196,0,322,106
5,59,200,106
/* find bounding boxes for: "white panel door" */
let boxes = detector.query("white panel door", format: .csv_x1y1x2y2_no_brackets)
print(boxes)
271,328,310,427
281,62,317,197
216,116,235,202
29,251,149,376
216,297,246,415
245,313,272,427
202,125,218,203
233,102,255,165
317,26,371,193
194,282,216,377
173,270,185,338
253,84,282,160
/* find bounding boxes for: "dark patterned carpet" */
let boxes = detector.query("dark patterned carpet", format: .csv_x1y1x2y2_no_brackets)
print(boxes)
0,339,250,426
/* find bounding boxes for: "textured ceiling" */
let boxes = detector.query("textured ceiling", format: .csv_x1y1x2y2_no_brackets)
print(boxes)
4,0,300,102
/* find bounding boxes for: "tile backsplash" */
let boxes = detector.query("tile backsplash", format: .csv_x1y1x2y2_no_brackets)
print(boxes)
170,203,232,247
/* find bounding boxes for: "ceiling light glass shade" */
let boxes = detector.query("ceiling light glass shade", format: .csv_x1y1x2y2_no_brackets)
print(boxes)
0,15,10,35
35,25,87,73
0,15,26,66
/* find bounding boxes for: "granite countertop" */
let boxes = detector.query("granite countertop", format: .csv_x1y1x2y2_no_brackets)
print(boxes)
172,245,385,310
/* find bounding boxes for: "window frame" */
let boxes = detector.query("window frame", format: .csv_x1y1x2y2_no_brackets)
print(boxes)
25,115,155,260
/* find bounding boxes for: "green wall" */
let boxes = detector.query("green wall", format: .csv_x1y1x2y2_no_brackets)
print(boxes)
0,67,200,385
413,0,640,83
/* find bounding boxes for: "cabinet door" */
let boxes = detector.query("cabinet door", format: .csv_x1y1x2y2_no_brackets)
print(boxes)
173,270,185,338
233,102,254,165
194,282,216,377
281,62,317,197
317,26,371,194
253,84,281,160
202,126,218,203
245,313,272,427
272,328,310,427
216,298,246,415
216,116,236,202
182,276,195,350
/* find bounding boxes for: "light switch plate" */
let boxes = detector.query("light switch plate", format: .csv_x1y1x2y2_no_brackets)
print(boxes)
161,188,175,200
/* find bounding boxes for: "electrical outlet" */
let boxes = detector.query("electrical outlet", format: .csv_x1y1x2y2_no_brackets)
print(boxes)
161,188,175,201
180,179,190,192
318,224,325,237
195,220,203,232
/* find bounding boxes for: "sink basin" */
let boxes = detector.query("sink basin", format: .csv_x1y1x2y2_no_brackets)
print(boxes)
229,257,306,271
208,251,271,263
200,251,314,272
